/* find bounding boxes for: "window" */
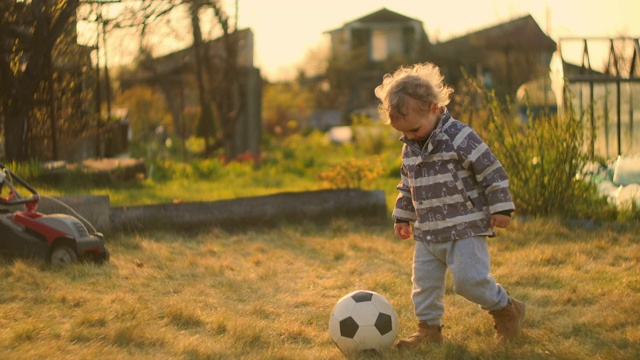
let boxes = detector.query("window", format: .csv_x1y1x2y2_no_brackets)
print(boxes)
371,29,403,61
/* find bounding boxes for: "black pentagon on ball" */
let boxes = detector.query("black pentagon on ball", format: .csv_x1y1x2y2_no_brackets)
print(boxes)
339,316,359,338
374,313,393,335
351,291,374,303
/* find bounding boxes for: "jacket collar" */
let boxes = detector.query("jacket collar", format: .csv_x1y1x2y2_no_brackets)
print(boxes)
400,109,452,153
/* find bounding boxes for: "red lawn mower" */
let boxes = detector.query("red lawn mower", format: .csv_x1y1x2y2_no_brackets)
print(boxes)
0,162,109,266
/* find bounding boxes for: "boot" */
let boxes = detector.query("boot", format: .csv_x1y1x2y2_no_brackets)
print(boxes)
396,321,443,349
490,297,525,341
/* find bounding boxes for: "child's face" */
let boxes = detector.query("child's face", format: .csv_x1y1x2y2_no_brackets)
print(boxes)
390,98,440,142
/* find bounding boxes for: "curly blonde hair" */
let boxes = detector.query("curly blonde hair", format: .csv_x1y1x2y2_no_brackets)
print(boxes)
374,62,454,124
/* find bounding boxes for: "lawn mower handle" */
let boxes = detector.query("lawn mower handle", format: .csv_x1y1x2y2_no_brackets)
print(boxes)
0,162,40,205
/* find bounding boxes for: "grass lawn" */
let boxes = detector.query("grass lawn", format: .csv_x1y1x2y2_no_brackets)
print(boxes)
1,217,638,359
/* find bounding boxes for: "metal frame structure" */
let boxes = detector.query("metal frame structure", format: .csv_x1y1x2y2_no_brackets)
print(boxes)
558,37,640,157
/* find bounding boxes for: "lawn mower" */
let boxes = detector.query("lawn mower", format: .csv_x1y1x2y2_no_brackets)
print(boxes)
0,162,109,266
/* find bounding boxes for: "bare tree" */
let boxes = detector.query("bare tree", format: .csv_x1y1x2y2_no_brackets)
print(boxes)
0,0,246,162
114,0,244,158
189,0,216,155
206,0,243,157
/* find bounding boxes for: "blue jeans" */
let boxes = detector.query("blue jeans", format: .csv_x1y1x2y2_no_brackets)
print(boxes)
412,236,509,326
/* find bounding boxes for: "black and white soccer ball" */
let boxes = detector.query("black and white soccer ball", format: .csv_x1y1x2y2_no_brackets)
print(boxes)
329,290,399,355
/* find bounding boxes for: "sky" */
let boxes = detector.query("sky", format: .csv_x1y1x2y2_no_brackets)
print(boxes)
87,0,640,81
223,0,639,81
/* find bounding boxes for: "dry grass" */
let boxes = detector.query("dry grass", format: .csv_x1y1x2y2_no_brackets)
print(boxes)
1,218,639,359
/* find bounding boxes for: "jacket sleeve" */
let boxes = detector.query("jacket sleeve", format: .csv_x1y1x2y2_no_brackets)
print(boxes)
392,161,418,222
454,126,515,214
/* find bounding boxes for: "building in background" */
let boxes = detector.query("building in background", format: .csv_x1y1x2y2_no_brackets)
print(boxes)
324,8,556,122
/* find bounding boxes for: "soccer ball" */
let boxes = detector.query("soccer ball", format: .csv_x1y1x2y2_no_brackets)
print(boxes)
329,290,399,355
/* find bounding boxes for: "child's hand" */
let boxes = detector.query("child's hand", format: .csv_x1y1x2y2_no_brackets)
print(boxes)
490,214,511,229
394,223,413,239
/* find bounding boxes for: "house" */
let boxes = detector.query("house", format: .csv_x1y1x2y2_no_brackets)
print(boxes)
431,14,557,99
323,9,557,122
323,8,433,124
325,7,431,64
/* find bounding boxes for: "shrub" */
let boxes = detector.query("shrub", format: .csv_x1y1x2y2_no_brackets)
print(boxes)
317,156,384,189
460,79,602,219
350,114,398,155
261,131,334,177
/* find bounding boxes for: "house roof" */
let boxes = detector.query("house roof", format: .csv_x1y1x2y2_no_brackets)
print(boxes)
563,61,603,76
121,28,254,86
433,14,556,53
324,7,423,34
349,7,423,24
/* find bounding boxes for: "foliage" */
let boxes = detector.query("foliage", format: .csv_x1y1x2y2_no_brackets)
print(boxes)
0,0,85,161
113,85,173,157
260,131,331,177
454,77,614,220
145,158,226,183
322,45,415,118
9,73,640,220
317,156,384,190
351,113,399,155
262,82,315,136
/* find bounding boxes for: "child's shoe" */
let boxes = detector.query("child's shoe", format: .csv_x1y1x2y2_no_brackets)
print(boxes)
489,297,525,341
396,321,443,349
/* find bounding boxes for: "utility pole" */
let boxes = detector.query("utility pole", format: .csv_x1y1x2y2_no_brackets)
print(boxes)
103,17,112,121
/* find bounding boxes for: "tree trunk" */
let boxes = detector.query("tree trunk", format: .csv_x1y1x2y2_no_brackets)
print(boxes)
48,50,58,159
208,2,242,158
4,108,30,162
190,4,214,156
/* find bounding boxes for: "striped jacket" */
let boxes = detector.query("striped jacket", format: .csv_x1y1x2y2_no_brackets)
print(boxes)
393,111,515,243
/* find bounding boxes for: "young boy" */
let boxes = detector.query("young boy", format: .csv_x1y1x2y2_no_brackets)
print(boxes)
374,63,525,349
